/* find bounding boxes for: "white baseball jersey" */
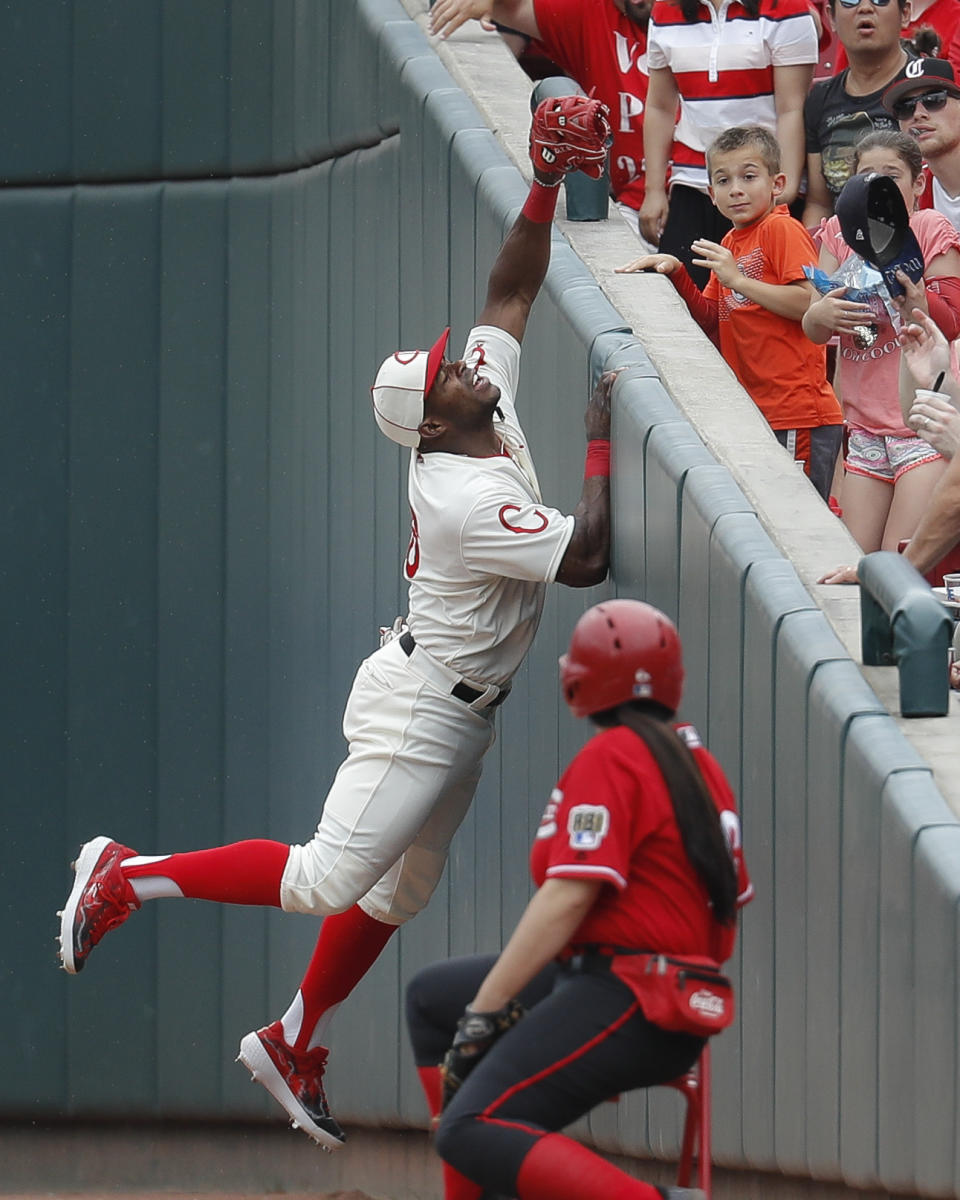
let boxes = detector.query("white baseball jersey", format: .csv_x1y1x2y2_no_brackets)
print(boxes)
404,325,575,687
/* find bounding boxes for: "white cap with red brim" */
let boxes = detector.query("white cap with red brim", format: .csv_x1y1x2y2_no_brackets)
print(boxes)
371,328,451,448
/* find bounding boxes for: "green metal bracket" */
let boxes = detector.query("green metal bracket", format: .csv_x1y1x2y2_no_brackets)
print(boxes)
859,550,952,717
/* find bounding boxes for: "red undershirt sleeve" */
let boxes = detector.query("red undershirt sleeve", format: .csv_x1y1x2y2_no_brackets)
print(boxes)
925,276,960,341
670,265,720,346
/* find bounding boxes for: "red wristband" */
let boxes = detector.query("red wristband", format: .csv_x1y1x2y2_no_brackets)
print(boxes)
584,439,610,479
521,179,561,224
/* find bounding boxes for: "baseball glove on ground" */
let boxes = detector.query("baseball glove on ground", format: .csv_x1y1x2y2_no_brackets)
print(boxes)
529,94,612,179
440,998,526,1108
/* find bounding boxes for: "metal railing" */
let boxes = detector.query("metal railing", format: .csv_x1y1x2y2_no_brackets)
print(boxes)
859,550,953,717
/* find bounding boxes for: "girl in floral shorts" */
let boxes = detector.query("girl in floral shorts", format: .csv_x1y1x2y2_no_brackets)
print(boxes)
803,130,960,571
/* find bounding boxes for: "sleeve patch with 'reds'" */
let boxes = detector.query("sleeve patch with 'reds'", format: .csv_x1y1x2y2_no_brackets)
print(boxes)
567,805,610,850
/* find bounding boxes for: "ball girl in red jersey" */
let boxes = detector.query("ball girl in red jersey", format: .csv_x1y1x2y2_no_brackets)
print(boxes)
405,599,753,1200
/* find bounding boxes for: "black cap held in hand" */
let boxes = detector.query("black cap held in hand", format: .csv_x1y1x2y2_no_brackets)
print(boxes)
834,172,924,297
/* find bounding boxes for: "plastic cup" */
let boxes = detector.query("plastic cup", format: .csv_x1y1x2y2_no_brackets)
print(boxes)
944,572,960,601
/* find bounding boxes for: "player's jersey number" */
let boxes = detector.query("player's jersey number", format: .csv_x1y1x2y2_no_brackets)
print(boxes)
405,508,420,579
720,810,742,857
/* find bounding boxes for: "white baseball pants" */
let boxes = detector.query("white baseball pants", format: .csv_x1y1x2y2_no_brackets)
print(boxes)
280,636,497,924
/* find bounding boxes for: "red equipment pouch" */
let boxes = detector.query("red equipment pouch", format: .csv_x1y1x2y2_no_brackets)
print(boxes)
610,953,734,1037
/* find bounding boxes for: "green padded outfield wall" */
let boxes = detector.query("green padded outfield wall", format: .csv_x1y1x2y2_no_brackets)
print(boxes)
6,3,960,1197
2,0,612,1129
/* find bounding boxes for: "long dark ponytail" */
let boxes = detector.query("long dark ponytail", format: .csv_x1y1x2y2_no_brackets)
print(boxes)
596,701,738,925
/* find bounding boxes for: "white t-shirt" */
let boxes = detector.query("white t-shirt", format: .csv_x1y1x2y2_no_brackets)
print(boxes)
932,176,960,234
404,325,575,686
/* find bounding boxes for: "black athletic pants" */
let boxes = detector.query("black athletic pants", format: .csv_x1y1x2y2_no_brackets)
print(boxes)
406,953,705,1196
773,424,844,503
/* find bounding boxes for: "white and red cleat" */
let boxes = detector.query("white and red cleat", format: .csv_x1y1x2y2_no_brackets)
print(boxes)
58,836,140,974
238,1021,346,1151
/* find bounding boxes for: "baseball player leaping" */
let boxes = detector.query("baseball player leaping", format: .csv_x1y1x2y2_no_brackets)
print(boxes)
56,95,614,1152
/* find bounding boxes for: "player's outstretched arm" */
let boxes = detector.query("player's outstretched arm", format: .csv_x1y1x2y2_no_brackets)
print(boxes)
477,96,611,345
475,170,562,345
555,371,614,588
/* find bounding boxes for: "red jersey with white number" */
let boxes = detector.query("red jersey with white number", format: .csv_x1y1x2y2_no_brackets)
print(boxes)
405,325,575,687
530,723,753,963
647,0,818,193
533,0,649,210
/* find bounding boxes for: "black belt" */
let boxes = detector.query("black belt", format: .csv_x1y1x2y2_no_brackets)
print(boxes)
398,631,510,708
562,945,653,973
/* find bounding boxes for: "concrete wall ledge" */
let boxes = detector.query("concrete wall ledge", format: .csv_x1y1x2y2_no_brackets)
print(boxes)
0,1121,926,1200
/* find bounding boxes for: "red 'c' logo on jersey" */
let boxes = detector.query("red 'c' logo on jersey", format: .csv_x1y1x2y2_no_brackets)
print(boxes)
405,508,420,578
499,504,549,534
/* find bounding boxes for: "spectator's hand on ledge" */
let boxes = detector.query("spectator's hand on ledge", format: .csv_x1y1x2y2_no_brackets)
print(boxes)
430,0,495,38
615,253,681,276
908,391,960,461
818,564,859,585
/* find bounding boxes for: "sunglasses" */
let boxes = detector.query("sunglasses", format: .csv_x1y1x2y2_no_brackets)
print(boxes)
836,0,893,7
890,89,952,118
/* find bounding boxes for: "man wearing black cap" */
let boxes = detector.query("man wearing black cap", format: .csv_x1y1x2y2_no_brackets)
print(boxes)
886,56,960,229
803,0,917,227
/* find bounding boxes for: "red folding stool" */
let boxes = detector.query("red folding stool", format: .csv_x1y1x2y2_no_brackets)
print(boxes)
664,1042,712,1198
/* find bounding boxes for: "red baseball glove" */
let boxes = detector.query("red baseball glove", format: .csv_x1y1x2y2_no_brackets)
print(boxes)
529,94,612,180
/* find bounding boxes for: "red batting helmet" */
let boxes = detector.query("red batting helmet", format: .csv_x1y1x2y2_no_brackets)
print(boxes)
559,599,684,718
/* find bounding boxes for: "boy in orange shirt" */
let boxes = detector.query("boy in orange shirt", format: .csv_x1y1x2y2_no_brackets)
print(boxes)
617,125,843,501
